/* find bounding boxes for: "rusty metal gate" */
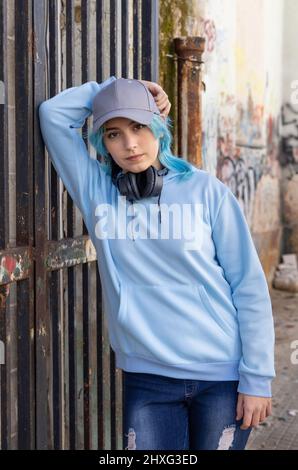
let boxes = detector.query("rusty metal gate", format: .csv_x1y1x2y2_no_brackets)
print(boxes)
0,0,159,450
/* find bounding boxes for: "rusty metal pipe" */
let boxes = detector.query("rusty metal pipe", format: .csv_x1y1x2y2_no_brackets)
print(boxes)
173,37,205,167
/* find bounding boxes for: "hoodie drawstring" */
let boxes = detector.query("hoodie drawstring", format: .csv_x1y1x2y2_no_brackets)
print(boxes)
158,192,162,224
131,199,135,242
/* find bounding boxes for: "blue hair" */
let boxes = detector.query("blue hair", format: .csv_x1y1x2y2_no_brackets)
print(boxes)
88,115,196,181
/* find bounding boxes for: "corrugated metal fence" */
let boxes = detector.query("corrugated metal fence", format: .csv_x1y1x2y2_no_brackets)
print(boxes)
0,0,158,449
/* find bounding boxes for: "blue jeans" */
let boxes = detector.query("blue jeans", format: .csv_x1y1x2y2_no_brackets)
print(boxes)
122,371,252,450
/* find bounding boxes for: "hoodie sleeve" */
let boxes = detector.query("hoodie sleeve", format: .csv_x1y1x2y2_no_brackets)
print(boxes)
38,76,116,216
211,186,276,397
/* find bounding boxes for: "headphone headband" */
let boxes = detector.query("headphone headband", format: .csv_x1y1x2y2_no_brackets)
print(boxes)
112,165,167,201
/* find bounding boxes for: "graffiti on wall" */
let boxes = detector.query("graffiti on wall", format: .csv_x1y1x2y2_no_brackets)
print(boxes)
217,140,279,223
203,19,217,53
280,103,298,165
237,90,265,148
216,114,278,222
217,153,262,221
215,88,279,221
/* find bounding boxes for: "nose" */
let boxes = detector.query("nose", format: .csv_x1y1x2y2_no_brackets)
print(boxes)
123,132,138,151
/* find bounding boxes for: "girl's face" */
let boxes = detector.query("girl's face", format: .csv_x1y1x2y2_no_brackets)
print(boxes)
102,117,162,173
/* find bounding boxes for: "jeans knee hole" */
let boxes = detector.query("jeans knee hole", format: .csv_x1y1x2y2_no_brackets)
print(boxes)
125,427,137,450
217,425,236,450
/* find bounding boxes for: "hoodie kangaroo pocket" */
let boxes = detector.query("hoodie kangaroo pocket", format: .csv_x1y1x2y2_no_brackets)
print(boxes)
116,282,237,365
197,284,236,338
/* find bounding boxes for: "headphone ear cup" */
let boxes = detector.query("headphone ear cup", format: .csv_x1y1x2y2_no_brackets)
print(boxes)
136,166,156,198
127,172,142,200
114,171,142,200
114,166,163,200
116,175,127,195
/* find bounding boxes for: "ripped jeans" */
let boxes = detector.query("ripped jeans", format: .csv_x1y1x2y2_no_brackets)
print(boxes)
122,371,252,450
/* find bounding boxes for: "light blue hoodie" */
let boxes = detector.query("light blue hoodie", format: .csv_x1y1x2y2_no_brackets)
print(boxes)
39,77,275,397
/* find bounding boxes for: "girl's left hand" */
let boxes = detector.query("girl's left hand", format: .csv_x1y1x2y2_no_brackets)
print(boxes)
139,80,171,119
236,393,272,429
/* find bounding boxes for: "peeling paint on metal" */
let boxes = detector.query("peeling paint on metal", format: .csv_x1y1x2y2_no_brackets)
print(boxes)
45,236,97,270
0,251,31,285
0,284,10,308
38,325,47,337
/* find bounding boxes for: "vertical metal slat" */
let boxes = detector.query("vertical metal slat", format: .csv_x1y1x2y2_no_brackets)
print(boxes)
33,0,52,449
15,0,35,450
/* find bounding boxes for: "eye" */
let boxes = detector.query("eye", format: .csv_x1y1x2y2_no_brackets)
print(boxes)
134,123,146,131
107,132,119,139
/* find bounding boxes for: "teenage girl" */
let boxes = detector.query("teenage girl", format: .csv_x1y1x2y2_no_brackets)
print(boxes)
39,76,275,450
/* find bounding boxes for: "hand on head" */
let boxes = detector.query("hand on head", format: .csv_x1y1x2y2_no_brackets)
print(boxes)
139,80,171,120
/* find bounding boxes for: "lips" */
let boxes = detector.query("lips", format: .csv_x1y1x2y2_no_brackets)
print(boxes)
126,154,144,161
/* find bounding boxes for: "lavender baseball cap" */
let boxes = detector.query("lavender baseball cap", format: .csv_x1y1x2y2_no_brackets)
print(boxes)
92,78,161,133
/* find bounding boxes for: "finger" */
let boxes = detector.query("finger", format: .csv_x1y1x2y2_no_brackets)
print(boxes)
157,95,170,107
139,79,163,97
161,102,171,117
236,395,244,421
251,409,261,427
259,407,267,422
266,401,272,417
156,100,169,113
147,83,163,97
240,409,253,430
154,94,168,106
158,101,171,116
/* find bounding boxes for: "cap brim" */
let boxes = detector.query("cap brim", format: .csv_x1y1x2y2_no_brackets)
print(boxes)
92,109,158,133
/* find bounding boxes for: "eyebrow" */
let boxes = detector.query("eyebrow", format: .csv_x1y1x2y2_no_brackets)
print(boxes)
104,120,139,131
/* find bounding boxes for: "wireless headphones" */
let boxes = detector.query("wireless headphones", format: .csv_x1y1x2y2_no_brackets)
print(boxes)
111,164,168,202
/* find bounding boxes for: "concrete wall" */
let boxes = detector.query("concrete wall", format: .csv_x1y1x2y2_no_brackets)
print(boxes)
159,0,286,282
280,0,298,257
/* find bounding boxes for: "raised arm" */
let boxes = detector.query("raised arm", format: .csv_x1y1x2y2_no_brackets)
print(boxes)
38,77,116,215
